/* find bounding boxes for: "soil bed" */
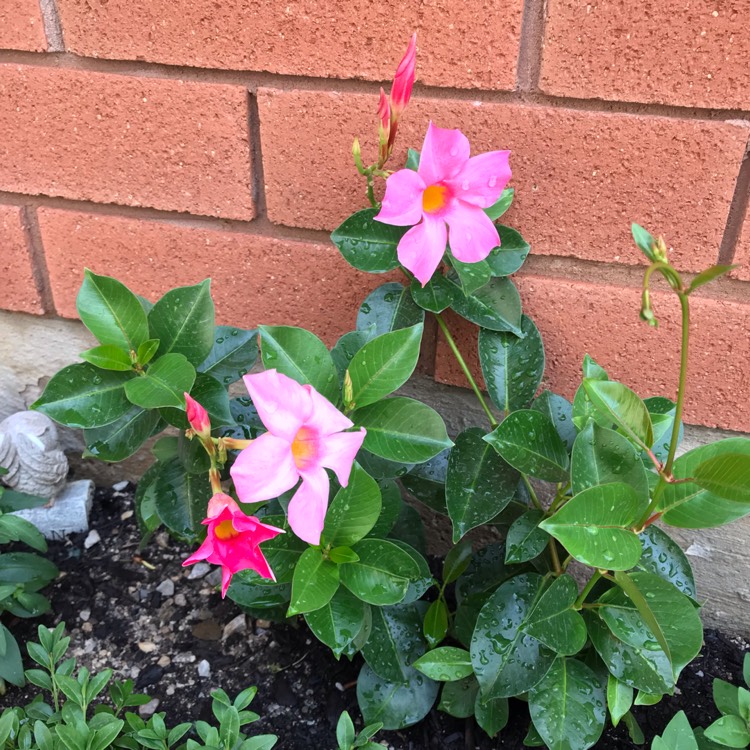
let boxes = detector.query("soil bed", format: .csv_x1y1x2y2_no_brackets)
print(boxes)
3,483,748,749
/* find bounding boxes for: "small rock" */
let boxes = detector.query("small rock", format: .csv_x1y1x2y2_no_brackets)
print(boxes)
139,698,160,718
197,660,211,678
156,579,175,597
83,529,100,549
173,652,196,664
256,619,272,629
79,608,91,622
157,655,171,667
187,562,211,580
192,620,222,641
120,510,134,520
136,664,165,689
82,622,93,633
222,614,247,640
174,593,187,607
205,568,222,587
166,685,175,696
112,480,129,491
138,641,157,653
155,532,170,549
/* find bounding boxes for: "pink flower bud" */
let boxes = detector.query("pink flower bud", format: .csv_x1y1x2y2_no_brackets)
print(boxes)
184,392,211,437
390,33,417,117
378,87,391,137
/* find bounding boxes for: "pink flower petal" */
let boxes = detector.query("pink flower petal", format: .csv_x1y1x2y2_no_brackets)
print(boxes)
304,385,355,435
447,150,512,208
183,537,213,565
375,169,425,226
397,215,448,286
445,201,501,264
230,432,299,503
243,369,312,441
319,430,367,486
246,545,276,581
287,468,330,545
231,514,285,545
221,567,233,597
419,122,470,185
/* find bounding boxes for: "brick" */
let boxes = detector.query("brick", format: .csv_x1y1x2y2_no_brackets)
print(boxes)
259,89,749,271
540,0,750,110
38,209,396,343
0,205,44,314
731,204,750,280
0,65,253,220
0,0,47,52
434,275,750,432
56,0,522,91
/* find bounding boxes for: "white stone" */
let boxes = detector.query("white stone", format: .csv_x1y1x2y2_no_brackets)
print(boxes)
197,660,211,678
11,480,94,539
187,562,211,580
80,609,91,622
222,614,247,640
156,579,175,597
84,529,101,549
112,481,129,491
139,698,160,717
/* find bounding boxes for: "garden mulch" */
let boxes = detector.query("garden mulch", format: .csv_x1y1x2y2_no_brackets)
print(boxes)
2,482,748,749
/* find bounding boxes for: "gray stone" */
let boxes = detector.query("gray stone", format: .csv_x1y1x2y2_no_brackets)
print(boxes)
11,479,93,539
197,659,211,678
138,698,160,718
187,562,211,580
205,568,223,588
222,614,247,640
112,480,129,491
156,579,175,597
84,529,101,549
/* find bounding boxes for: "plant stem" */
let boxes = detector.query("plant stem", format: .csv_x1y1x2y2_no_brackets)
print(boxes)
434,312,498,429
366,172,377,208
548,539,562,575
574,570,602,609
522,474,542,510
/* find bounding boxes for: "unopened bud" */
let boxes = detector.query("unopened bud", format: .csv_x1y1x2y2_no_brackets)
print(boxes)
343,371,354,410
640,289,659,327
184,392,211,438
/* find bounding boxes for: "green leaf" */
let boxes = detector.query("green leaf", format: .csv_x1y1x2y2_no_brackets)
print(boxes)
388,539,432,603
687,265,737,295
336,711,355,750
439,676,479,718
152,457,211,539
32,363,134,429
198,326,258,386
353,397,452,463
137,338,160,366
0,625,24,686
258,325,338,403
77,270,149,352
607,675,633,728
400,450,449,515
528,657,606,750
450,277,523,334
484,409,569,482
423,598,448,648
148,280,215,365
245,516,305,585
470,573,555,700
80,344,133,371
532,390,576,452
305,586,365,657
474,693,509,738
356,663,438,730
631,223,657,262
322,465,381,547
692,452,750,503
413,647,473,682
0,551,58,585
442,539,473,585
124,353,196,409
160,372,233,429
84,406,163,462
405,148,420,170
525,574,587,656
346,324,423,409
448,253,491,296
287,547,340,616
340,539,419,606
486,224,530,276
645,396,683,465
654,711,699,750
478,315,544,413
505,509,549,564
410,274,459,313
331,327,376,379
714,679,741,716
540,483,642,570
447,428,519,542
331,209,406,273
571,421,649,508
484,188,514,221
583,380,654,449
661,438,750,527
368,479,403,536
635,525,696,600
0,515,46,551
356,283,424,337
705,715,750,748
134,462,161,535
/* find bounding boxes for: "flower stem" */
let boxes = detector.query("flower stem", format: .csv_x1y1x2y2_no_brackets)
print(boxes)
522,474,542,510
434,312,498,429
574,570,603,609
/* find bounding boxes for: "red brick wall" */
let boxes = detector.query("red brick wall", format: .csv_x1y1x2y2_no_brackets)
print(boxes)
1,1,749,430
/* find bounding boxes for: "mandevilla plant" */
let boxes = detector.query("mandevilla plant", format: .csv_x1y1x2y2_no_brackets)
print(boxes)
29,35,750,750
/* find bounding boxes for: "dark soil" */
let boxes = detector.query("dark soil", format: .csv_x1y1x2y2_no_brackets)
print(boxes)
2,483,748,749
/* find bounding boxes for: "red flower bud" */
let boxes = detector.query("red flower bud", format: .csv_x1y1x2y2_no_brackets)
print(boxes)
390,33,416,117
184,392,211,437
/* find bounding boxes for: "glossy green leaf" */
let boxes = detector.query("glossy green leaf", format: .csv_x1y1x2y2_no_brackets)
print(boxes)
448,253,492,296
455,542,513,606
484,188,514,221
528,657,606,750
478,315,544,413
124,353,196,409
631,223,657,262
176,429,209,474
714,679,740,717
400,450,449,515
484,409,569,482
450,277,523,334
413,647,473,682
471,573,555,700
540,483,642,570
692,452,750,503
410,274,459,313
423,599,448,649
134,462,161,535
304,585,365,656
251,516,306,585
0,515,46,551
583,380,654,449
137,338,160,366
607,675,634,728
635,525,696,600
346,324,423,409
405,148,420,170
322,464,382,547
388,507,427,558
227,576,290,619
79,344,133,371
331,209,406,273
474,693,509,738
525,574,587,656
198,325,258,386
76,270,149,352
654,711,700,750
258,325,338,403
443,539,473,586
0,624,24,686
152,457,211,539
687,265,737,295
0,551,57,586
368,480,403,537
331,327,376,378
438,676,478,718
288,547,340,616
148,280,215,365
532,391,576,452
32,363,134,429
486,224,530,276
356,282,424,336
161,371,234,430
705,715,750,748
505,509,549,564
645,396,682,465
353,397,452,463
84,405,163,462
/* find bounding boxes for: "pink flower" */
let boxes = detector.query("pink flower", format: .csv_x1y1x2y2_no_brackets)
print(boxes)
182,492,284,597
390,33,417,120
230,370,366,546
374,122,512,286
184,392,211,438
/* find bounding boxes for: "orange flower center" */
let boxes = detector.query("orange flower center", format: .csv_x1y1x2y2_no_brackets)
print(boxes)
214,519,239,540
422,184,449,214
291,426,317,469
